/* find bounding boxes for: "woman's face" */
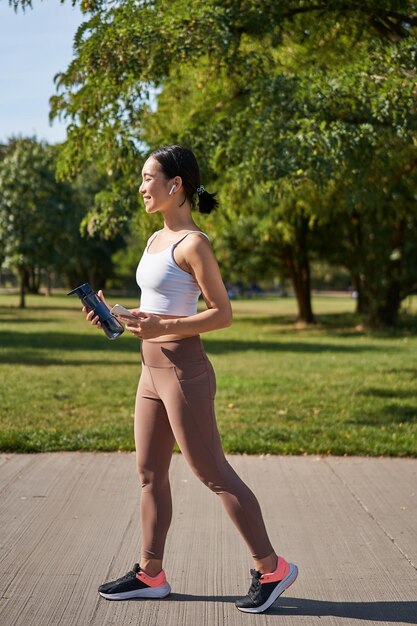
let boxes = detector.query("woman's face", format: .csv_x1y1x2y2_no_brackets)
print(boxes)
139,157,176,214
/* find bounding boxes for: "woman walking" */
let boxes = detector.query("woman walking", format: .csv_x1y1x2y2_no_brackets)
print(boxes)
85,145,298,613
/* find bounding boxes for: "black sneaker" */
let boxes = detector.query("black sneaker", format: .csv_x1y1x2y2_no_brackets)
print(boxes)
235,556,298,613
98,563,171,600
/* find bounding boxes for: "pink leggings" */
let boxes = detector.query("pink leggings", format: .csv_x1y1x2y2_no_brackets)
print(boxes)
135,336,273,561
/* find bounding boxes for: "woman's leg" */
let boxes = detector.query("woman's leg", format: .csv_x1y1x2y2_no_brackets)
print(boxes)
139,338,298,614
151,346,274,561
134,364,176,574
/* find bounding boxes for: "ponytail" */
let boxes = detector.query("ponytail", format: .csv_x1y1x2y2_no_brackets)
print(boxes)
196,185,219,214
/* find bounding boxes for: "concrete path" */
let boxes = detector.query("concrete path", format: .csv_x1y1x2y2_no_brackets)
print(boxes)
0,452,416,626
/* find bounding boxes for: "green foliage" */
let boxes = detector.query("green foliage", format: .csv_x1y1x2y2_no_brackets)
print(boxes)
0,138,75,304
137,3,417,325
8,0,417,323
316,138,417,325
0,138,125,302
64,163,126,289
8,0,96,14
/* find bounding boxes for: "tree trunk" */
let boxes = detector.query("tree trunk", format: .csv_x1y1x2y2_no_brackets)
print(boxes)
355,291,368,315
368,218,405,327
372,279,401,326
26,267,41,294
45,270,52,296
19,268,26,309
282,219,315,324
351,274,369,315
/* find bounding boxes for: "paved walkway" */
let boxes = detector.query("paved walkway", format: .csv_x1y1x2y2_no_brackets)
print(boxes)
0,452,416,626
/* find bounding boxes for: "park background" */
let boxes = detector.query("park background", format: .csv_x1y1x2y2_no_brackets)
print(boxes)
1,0,417,457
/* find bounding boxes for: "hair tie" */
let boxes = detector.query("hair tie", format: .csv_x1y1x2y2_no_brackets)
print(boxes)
196,185,205,196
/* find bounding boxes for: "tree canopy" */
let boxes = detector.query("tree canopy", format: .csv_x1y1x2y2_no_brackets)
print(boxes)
0,138,75,306
8,0,417,324
0,138,124,306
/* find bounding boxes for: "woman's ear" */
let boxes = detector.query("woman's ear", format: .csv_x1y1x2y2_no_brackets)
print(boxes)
168,176,183,195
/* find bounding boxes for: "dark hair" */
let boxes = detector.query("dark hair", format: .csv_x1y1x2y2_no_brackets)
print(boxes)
150,145,218,214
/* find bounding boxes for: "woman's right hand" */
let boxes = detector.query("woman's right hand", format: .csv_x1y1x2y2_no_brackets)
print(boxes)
83,290,110,329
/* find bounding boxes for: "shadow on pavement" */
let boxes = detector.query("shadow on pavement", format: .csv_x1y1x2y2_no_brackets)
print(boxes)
160,594,417,623
271,597,417,623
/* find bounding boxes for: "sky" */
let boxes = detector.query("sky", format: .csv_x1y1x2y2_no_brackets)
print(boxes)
0,0,84,144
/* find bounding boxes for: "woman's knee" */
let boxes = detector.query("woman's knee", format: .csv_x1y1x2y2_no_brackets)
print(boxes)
189,455,239,495
137,464,151,488
137,463,169,491
190,464,226,494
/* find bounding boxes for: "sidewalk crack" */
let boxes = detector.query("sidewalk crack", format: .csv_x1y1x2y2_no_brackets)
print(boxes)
322,458,417,573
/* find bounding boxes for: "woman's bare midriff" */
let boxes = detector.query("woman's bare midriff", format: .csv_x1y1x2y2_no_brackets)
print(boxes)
146,313,198,342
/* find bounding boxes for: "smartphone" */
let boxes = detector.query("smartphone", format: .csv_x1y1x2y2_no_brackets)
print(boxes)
110,304,138,322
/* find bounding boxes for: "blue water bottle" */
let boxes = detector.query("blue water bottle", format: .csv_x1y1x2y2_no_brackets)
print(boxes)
67,283,124,340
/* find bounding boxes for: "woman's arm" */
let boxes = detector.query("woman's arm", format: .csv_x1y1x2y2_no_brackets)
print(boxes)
126,235,232,339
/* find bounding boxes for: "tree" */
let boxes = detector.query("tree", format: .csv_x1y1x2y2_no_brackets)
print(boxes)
64,164,126,290
0,138,76,307
10,0,417,324
139,23,417,324
0,138,124,306
316,138,417,325
140,62,320,321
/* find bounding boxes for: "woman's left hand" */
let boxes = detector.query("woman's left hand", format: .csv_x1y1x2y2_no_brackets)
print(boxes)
124,311,164,340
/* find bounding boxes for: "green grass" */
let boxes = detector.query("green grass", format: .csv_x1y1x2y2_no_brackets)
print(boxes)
0,292,416,456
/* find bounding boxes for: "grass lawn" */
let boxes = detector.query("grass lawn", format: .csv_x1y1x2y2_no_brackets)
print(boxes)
0,292,416,456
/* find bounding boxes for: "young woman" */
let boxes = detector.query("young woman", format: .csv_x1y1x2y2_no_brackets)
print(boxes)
85,145,298,613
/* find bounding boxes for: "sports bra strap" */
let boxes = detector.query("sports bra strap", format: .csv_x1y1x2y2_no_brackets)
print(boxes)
146,230,162,251
147,230,209,252
172,231,209,249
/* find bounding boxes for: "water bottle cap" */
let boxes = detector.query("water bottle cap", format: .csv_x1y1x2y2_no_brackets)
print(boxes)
67,283,93,297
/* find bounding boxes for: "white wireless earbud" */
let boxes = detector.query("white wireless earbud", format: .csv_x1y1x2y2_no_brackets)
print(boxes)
169,184,177,195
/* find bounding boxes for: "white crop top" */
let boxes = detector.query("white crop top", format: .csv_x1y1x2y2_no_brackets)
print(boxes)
136,231,209,316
